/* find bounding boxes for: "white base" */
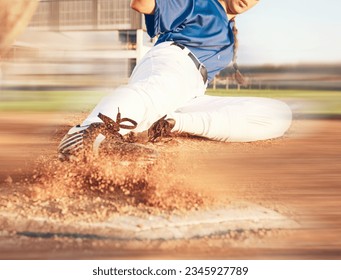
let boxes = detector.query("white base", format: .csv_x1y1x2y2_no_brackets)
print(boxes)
0,202,299,240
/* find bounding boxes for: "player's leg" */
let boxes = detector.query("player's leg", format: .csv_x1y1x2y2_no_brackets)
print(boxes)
81,42,205,134
59,42,206,159
167,95,292,142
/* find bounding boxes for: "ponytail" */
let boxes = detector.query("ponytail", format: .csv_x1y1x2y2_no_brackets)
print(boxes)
231,19,247,86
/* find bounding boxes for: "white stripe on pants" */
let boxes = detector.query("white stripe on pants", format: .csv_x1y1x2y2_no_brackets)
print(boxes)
82,42,292,142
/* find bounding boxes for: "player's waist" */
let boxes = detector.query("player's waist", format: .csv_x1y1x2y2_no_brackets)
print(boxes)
170,42,208,84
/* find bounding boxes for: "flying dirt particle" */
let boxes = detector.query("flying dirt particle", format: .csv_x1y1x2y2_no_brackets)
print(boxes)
4,175,13,185
61,207,68,215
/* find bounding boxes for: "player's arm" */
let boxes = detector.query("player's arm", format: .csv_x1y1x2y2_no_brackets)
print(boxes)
130,0,156,14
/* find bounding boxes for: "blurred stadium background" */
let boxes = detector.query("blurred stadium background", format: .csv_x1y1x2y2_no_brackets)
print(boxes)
0,0,154,89
0,0,340,91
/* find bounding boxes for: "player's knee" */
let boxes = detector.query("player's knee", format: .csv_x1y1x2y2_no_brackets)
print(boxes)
256,98,292,139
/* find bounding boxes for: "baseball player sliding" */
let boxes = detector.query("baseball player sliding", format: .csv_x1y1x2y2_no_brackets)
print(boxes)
58,0,292,160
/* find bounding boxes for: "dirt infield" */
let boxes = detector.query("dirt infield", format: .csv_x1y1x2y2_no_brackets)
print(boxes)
0,112,340,259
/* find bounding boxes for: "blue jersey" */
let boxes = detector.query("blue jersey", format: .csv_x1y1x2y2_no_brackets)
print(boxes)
145,0,235,82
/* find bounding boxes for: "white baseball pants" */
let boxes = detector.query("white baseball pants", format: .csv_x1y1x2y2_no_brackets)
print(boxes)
82,42,292,142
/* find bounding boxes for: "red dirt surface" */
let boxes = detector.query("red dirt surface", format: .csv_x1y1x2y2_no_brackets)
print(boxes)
0,112,340,259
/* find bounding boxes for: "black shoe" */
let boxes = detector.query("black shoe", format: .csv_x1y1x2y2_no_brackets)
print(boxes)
148,115,176,143
58,109,137,161
58,122,109,161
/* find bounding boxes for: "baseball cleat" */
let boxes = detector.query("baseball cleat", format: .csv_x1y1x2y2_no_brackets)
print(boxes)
58,109,158,164
148,115,176,143
58,122,109,161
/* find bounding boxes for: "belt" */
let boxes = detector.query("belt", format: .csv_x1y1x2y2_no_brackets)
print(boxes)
171,42,208,84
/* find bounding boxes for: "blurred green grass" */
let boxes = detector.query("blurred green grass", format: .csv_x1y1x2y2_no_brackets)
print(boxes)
207,89,341,99
207,89,341,116
0,89,340,115
0,90,108,112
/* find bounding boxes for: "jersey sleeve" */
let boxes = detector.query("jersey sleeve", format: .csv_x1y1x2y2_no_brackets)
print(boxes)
145,0,194,38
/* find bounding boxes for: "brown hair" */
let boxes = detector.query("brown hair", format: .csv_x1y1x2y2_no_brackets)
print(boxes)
231,18,247,85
